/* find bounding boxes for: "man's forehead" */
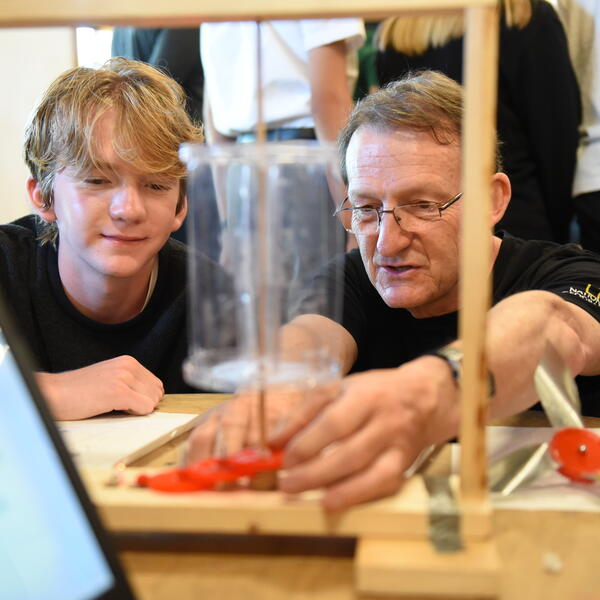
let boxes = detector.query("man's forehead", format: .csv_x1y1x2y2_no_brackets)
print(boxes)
346,127,460,172
344,126,462,200
348,125,459,154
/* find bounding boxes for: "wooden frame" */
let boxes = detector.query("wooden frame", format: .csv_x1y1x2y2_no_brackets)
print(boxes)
1,0,495,27
84,467,499,597
2,0,501,596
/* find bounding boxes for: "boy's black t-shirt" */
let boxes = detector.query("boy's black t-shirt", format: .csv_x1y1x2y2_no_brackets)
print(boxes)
0,215,203,392
328,233,600,416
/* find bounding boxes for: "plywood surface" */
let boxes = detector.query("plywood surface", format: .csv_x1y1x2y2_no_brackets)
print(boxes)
118,508,600,600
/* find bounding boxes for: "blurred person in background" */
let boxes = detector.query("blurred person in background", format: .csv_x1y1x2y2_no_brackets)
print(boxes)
557,0,600,253
375,0,581,244
201,19,365,252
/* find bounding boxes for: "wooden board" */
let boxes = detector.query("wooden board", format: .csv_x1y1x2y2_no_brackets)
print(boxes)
0,0,497,28
356,538,500,597
116,508,600,600
84,469,492,541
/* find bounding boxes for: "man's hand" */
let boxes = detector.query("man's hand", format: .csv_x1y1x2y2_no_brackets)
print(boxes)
270,357,460,511
186,381,342,463
36,355,164,420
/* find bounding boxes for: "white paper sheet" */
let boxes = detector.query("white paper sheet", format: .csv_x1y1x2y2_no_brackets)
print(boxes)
452,427,600,512
57,411,201,468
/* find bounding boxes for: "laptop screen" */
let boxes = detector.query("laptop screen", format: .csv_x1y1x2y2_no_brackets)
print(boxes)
0,297,134,599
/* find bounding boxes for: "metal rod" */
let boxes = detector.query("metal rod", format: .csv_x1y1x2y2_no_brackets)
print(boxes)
255,20,268,450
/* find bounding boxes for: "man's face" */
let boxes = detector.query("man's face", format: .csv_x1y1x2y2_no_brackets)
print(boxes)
345,126,462,318
49,111,185,291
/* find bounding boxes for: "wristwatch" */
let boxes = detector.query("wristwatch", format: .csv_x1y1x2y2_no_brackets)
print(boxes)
427,346,463,386
425,346,496,397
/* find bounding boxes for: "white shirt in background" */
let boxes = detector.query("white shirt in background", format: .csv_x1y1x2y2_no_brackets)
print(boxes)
557,0,600,195
201,19,366,136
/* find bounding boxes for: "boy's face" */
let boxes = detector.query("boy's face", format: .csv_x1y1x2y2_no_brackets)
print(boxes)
40,111,186,292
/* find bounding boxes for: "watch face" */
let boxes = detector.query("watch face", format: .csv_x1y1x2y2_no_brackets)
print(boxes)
442,347,462,360
436,347,462,366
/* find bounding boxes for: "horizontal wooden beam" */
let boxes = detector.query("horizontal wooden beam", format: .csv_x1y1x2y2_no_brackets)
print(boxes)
0,0,497,28
83,469,492,540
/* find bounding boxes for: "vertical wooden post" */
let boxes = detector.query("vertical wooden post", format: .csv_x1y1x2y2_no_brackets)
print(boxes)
459,5,499,501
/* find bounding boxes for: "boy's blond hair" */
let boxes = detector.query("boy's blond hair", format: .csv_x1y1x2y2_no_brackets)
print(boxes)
24,57,204,244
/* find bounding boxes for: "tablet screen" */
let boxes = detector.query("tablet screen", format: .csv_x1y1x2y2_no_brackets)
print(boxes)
0,300,133,600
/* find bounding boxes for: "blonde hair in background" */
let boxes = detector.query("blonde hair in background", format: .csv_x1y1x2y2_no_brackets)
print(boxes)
24,57,204,245
375,0,534,55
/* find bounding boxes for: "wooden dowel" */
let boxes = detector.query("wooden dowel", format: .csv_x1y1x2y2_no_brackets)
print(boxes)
459,4,499,501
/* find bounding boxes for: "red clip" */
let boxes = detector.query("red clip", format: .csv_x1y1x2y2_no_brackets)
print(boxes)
136,448,283,493
223,448,283,477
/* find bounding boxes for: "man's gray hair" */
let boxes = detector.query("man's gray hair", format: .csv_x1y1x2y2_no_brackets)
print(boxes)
338,69,502,183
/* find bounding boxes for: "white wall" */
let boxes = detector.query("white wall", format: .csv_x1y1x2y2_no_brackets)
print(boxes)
0,28,75,224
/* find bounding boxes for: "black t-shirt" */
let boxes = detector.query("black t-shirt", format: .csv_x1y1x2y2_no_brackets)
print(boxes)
111,27,204,124
325,234,600,415
0,215,208,393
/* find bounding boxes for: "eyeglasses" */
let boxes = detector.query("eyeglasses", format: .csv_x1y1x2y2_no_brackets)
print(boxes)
335,192,463,235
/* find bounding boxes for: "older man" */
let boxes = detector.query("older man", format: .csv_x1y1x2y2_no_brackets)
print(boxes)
189,70,600,509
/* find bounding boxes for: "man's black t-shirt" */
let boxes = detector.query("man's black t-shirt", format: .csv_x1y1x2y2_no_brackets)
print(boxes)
325,233,600,415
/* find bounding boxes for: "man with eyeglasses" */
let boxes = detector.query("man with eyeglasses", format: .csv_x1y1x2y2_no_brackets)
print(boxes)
188,70,600,510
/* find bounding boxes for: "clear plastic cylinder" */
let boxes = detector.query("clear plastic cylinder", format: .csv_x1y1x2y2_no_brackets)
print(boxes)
180,142,344,392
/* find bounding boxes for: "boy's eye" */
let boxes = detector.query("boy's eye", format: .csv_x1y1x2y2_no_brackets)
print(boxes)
148,183,171,191
83,177,108,185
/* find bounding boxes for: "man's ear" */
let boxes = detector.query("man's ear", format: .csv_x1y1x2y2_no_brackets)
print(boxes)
490,172,511,226
171,196,188,232
27,178,57,222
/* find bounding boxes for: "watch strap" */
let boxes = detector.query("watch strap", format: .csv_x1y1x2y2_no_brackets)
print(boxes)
424,346,496,397
426,347,463,386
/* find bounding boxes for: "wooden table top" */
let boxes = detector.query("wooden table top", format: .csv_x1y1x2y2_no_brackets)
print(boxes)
114,394,600,600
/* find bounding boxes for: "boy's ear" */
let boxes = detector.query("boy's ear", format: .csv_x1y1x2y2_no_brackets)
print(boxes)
171,196,187,232
27,178,57,222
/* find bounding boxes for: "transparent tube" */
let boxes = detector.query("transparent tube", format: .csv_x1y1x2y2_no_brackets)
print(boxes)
180,142,344,392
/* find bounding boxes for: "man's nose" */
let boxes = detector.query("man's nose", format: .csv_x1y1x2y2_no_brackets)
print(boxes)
375,211,412,256
109,185,146,221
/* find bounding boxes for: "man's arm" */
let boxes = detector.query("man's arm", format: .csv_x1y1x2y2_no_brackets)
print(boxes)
279,314,358,375
273,291,600,510
484,290,599,417
308,41,354,145
307,41,354,211
202,85,234,146
36,355,164,420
